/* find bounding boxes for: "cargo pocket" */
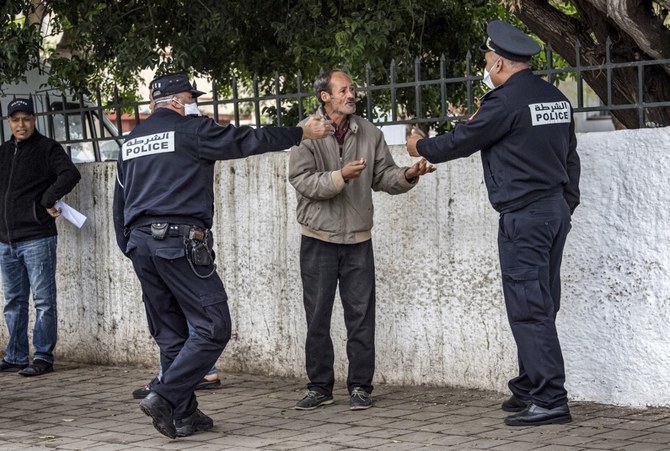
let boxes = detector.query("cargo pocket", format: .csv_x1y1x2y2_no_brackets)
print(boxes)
502,267,547,323
201,290,231,345
155,247,186,260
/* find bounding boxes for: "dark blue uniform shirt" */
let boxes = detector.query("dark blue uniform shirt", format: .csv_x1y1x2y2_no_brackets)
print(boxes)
113,108,303,252
417,69,580,214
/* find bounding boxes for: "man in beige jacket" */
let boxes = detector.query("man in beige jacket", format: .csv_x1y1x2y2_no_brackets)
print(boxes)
289,70,434,411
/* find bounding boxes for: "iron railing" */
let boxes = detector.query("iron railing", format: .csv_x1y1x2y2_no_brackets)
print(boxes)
2,39,669,162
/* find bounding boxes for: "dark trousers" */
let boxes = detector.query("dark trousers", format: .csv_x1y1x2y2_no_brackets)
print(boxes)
128,229,231,418
497,193,572,409
300,236,376,395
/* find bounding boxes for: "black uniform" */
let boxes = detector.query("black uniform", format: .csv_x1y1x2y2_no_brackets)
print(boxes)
417,69,580,409
113,108,303,419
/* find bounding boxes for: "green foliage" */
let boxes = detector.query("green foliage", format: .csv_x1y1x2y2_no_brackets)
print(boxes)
0,5,41,86
1,0,520,123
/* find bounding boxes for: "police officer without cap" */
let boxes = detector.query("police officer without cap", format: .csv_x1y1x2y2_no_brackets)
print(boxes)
407,20,580,426
113,74,332,439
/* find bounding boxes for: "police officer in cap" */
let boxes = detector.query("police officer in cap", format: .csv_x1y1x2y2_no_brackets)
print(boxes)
113,74,332,438
407,20,580,426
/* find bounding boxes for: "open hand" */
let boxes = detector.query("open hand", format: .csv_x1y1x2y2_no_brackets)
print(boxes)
405,158,436,181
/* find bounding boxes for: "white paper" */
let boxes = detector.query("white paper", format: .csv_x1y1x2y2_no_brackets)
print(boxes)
54,200,87,229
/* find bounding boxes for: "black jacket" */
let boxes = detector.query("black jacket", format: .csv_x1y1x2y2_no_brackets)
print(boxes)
113,108,303,254
0,130,82,243
417,69,580,214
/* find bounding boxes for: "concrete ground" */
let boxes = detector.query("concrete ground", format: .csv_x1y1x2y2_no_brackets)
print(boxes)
1,362,670,450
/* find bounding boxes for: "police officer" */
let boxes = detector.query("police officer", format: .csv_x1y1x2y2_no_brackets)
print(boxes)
128,75,222,401
113,74,332,438
407,20,580,426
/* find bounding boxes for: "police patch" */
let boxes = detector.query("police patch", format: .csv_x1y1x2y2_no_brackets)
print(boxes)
122,131,175,160
528,101,571,126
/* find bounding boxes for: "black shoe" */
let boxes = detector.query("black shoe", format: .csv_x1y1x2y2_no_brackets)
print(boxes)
18,359,53,377
195,377,221,390
133,377,159,399
294,390,334,410
175,409,213,437
501,394,531,412
139,392,176,439
505,403,572,426
0,359,28,373
349,387,372,410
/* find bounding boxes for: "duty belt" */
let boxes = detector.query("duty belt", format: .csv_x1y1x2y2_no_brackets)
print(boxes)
138,223,208,241
166,224,207,241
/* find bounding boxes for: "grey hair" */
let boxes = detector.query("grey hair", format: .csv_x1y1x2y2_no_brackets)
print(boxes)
501,56,528,68
314,71,336,106
153,97,174,110
314,70,353,105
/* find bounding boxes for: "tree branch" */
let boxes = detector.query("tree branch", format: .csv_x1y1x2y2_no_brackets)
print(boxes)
588,0,670,62
511,0,670,128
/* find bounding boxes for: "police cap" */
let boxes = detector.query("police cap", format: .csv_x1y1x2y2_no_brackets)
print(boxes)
151,74,205,100
7,98,34,116
479,20,541,62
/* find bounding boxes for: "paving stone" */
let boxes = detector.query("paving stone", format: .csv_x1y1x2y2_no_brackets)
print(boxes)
633,431,670,444
489,440,543,450
1,363,670,450
290,444,344,451
590,428,652,441
393,430,453,444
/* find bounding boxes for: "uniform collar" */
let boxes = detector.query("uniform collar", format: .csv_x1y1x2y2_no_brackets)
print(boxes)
481,69,533,101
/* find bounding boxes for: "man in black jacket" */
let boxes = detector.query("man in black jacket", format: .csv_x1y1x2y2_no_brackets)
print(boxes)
0,97,81,377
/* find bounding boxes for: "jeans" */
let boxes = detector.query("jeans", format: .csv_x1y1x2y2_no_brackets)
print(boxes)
0,236,58,365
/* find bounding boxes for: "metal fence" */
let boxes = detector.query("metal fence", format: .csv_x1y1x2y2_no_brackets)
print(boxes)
2,39,669,162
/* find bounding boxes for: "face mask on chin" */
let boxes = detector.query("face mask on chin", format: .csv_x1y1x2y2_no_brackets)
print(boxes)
482,57,501,90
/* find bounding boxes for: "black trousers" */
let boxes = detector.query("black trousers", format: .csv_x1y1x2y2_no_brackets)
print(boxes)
300,236,376,396
498,193,572,409
128,228,231,418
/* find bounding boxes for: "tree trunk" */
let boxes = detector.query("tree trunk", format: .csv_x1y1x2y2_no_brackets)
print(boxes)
588,0,670,66
26,0,46,28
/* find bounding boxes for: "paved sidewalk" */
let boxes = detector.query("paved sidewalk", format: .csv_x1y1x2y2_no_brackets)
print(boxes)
1,363,670,450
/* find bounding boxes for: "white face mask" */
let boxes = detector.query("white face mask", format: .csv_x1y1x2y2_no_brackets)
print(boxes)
184,102,201,116
173,97,201,116
482,57,501,90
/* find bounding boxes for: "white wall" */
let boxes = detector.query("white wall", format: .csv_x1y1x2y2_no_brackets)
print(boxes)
1,127,669,407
